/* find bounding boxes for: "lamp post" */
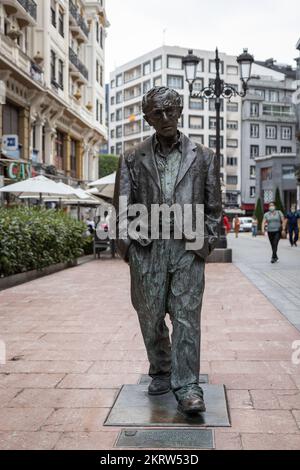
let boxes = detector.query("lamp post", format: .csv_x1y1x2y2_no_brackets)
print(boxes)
182,48,254,248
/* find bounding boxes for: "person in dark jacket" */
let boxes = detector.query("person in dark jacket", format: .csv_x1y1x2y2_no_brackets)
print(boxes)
285,204,300,247
113,87,222,415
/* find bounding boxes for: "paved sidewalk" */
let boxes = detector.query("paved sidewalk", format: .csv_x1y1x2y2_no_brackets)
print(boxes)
229,233,300,331
0,258,300,450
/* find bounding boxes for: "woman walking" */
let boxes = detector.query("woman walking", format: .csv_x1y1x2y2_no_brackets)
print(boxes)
234,215,241,238
263,202,285,263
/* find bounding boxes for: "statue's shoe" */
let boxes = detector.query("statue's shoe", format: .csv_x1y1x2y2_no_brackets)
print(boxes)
178,395,206,414
148,376,171,396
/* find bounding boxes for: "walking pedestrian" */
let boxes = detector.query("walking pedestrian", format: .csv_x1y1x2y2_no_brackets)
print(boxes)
234,215,240,238
223,215,231,235
252,215,258,237
263,202,285,263
285,204,300,247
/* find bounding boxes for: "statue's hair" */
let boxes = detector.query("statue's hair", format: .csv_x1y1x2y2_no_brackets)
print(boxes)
142,86,183,115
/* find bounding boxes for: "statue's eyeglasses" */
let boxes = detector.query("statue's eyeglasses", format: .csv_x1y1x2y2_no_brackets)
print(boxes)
146,106,181,120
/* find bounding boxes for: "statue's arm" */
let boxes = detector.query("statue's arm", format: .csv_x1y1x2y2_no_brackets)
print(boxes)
204,150,223,254
113,154,133,262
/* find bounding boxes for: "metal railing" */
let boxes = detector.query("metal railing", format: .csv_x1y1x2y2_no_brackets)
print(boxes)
17,0,37,20
69,47,88,80
69,0,89,38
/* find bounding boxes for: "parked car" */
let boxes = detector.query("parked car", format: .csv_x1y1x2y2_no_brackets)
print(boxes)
239,217,253,232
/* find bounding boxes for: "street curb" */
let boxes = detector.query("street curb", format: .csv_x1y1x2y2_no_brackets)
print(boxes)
0,260,79,291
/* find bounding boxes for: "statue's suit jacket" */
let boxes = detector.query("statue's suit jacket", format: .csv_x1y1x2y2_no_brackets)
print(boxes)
113,133,222,262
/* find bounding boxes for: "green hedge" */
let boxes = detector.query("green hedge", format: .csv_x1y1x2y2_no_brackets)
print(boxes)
0,207,86,277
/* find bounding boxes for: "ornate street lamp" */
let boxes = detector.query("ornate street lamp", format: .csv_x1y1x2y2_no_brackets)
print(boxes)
182,47,254,248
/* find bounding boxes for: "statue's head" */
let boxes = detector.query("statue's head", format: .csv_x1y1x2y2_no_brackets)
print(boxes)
142,86,183,138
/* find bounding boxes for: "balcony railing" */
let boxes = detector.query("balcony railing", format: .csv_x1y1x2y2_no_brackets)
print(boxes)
69,0,89,38
17,0,37,20
69,47,88,80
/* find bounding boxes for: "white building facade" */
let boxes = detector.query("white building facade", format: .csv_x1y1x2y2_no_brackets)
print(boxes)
0,0,109,188
109,45,244,208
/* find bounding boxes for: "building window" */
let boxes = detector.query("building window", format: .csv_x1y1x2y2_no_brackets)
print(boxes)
153,76,162,87
143,80,151,94
178,115,184,128
261,168,272,181
266,146,277,155
189,115,204,130
111,113,115,122
250,145,259,158
143,120,151,132
209,59,224,74
227,102,238,112
189,98,204,110
96,99,99,121
58,8,64,37
153,56,162,71
51,0,56,27
265,90,279,102
227,139,238,148
110,129,115,139
250,102,259,117
116,108,122,121
58,59,64,89
209,135,223,149
55,130,64,170
209,116,223,130
70,139,76,177
167,55,183,70
111,96,115,106
143,62,151,75
100,65,103,87
110,146,115,154
116,74,123,87
281,126,292,140
266,125,277,139
100,26,103,49
193,78,204,92
167,75,183,89
226,175,238,185
209,99,224,112
116,125,122,138
196,60,204,74
254,89,265,99
227,65,238,75
50,50,56,83
96,21,100,43
281,146,292,153
189,134,204,145
111,79,115,89
116,91,122,104
250,166,256,178
250,124,259,138
116,142,123,155
250,187,256,198
227,120,238,130
227,157,238,166
282,165,295,180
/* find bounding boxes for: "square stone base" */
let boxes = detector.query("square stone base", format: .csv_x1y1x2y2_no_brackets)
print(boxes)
105,383,230,428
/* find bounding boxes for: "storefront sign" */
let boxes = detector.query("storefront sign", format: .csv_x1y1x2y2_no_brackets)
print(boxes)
7,162,32,180
1,135,20,159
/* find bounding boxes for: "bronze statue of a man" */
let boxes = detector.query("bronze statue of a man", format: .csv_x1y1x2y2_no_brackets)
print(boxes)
113,86,222,414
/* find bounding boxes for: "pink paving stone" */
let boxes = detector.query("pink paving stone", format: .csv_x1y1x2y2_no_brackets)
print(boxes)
0,408,53,432
250,390,281,410
0,373,65,389
241,433,300,450
227,409,299,434
214,432,243,450
292,410,300,430
41,408,110,432
57,373,142,389
275,391,300,410
0,389,22,407
87,361,149,375
210,373,297,390
227,390,253,409
9,388,118,409
0,432,61,450
0,361,93,374
54,432,118,450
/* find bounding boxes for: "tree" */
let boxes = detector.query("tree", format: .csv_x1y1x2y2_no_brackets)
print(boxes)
98,154,119,179
255,197,264,233
275,187,285,214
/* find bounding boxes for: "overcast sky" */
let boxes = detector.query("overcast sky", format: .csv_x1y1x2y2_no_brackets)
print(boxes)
105,0,299,80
